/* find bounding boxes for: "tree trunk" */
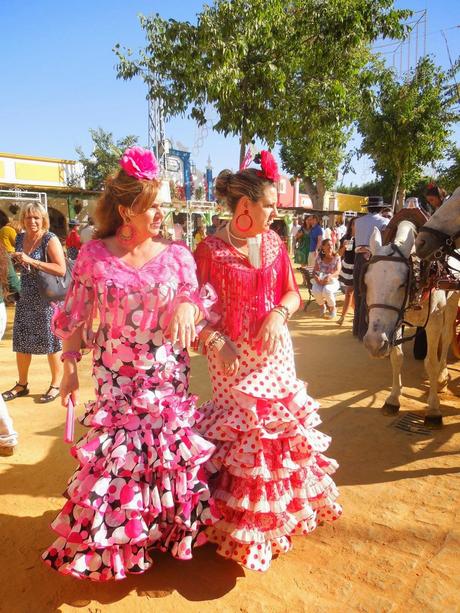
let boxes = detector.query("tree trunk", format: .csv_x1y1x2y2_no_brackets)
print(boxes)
316,177,326,210
303,177,318,208
397,186,406,212
392,171,402,211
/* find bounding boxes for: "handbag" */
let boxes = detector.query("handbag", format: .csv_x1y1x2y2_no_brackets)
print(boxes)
35,240,75,303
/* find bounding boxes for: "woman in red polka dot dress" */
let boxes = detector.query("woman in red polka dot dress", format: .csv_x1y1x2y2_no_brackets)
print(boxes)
195,152,341,572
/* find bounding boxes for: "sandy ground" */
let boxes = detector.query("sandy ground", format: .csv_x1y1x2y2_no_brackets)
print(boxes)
1,283,459,613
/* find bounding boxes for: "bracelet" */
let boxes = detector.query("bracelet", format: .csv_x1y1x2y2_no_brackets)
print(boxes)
272,304,290,323
192,303,202,324
61,351,82,363
204,330,220,348
205,331,226,352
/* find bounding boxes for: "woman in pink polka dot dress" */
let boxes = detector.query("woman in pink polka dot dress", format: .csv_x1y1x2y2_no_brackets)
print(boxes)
195,154,341,572
42,148,219,581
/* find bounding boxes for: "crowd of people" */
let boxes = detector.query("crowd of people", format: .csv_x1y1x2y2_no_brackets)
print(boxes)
0,150,449,580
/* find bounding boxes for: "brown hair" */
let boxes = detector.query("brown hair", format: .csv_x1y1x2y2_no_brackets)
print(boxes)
214,168,276,212
94,169,160,239
425,183,447,202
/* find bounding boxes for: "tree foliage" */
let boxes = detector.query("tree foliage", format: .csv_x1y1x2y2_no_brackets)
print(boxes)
115,0,410,166
437,145,460,194
75,128,139,191
357,56,459,209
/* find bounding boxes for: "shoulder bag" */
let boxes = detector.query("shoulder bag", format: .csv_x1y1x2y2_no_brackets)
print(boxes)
36,237,75,303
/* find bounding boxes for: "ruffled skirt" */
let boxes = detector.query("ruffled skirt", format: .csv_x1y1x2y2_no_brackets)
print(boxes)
198,329,341,571
42,390,218,581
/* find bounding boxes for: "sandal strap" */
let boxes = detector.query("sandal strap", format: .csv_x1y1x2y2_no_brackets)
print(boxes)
42,385,60,397
15,382,28,389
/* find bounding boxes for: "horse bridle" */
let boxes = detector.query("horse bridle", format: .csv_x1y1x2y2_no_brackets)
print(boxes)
418,225,460,262
362,243,431,347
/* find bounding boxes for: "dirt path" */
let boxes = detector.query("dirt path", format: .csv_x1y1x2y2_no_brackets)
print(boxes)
1,291,459,613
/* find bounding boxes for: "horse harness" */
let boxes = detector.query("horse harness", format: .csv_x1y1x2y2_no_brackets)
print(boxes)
362,243,435,347
418,225,460,288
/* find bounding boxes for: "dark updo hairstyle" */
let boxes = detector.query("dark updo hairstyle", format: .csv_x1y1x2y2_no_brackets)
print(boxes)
94,169,159,239
425,182,447,202
214,168,275,213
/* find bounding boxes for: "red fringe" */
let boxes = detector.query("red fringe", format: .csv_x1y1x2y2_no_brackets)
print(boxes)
200,234,296,341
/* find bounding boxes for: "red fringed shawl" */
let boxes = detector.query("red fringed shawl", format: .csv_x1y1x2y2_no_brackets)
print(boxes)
195,231,300,340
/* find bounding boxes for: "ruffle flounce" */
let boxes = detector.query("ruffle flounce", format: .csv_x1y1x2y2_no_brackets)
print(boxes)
43,388,219,580
198,372,341,569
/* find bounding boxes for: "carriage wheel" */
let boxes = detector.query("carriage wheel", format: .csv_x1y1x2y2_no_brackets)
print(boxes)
451,306,460,358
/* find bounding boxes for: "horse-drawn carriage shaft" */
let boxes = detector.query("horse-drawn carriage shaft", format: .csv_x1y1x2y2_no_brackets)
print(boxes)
363,218,458,427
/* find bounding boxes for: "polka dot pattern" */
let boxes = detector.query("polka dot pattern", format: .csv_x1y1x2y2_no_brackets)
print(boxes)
198,325,342,572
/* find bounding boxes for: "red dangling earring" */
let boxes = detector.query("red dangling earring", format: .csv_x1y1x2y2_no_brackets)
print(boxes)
235,206,253,232
116,222,137,244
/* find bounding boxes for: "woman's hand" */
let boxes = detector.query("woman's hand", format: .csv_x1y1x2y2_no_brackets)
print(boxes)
165,302,197,349
254,310,286,355
60,368,79,408
13,251,34,269
214,339,240,377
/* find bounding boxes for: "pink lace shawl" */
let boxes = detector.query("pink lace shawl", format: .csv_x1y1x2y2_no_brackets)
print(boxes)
195,230,300,340
53,239,216,344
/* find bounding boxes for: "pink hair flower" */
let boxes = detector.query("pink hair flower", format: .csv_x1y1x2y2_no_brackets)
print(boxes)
120,146,160,181
257,150,280,182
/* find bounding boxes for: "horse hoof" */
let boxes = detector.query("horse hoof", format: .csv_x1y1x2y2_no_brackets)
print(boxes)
382,403,400,416
424,415,443,428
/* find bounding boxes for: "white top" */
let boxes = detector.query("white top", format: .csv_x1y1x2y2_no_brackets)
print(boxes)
355,213,388,247
80,225,94,244
291,223,301,237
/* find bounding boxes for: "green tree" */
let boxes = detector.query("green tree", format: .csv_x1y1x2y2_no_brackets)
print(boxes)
75,128,139,191
276,0,409,207
114,0,409,167
437,145,460,194
357,57,459,210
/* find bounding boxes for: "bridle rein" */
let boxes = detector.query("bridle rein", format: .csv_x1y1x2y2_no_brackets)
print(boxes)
417,225,460,262
363,243,431,347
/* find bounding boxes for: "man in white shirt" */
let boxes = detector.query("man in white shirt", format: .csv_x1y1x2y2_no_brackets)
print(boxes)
289,217,302,255
353,196,389,340
80,217,95,244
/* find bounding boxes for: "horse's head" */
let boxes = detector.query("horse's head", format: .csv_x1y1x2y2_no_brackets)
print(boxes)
415,186,460,259
363,226,415,358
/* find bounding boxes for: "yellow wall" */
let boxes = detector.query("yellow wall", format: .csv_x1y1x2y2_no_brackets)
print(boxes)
15,162,61,183
0,161,4,178
335,193,367,212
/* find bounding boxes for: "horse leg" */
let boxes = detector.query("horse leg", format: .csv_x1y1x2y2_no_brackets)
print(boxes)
438,292,458,390
424,314,443,428
382,345,403,415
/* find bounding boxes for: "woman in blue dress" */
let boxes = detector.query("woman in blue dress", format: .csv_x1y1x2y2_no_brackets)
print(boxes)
2,203,66,403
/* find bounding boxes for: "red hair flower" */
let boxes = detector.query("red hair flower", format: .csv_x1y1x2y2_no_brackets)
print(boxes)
120,146,160,181
256,150,280,182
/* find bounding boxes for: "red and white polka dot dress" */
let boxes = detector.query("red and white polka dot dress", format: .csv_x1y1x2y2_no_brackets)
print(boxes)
195,231,342,572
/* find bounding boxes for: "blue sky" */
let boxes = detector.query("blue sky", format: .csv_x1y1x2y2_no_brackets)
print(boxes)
0,1,459,185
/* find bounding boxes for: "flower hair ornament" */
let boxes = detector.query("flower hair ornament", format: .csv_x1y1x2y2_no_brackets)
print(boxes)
119,146,160,181
116,146,160,245
254,150,280,182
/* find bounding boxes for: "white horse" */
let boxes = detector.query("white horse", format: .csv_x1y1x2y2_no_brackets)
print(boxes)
415,186,460,259
363,219,458,427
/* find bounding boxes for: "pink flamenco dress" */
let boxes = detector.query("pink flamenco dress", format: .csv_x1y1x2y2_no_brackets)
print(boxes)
194,230,342,572
42,240,219,581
